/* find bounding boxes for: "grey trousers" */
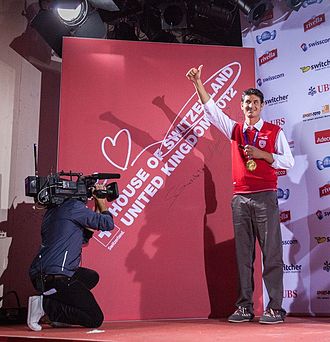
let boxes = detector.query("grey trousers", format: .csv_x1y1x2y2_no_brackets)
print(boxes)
231,191,283,312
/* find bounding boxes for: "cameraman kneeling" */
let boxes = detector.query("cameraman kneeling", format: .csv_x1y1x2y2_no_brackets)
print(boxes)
27,184,114,331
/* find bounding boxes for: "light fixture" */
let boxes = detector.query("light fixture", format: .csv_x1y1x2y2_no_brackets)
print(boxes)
232,0,273,26
56,1,88,26
31,0,115,57
195,3,234,26
88,0,120,11
31,9,71,57
159,1,187,30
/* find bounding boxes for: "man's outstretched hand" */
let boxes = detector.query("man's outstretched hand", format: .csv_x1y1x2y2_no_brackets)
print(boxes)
186,65,203,84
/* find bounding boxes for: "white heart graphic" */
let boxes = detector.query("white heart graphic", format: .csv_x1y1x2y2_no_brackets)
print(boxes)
101,129,132,171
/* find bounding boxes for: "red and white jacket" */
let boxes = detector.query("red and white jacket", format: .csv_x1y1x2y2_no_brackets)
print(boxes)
231,122,280,193
203,98,294,194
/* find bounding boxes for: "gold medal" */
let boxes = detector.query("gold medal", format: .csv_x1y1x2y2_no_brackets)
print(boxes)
246,159,257,171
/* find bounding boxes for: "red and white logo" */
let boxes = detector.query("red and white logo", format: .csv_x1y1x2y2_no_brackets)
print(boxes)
315,129,330,144
319,184,330,198
93,226,123,249
280,210,291,223
271,117,285,126
283,290,298,298
258,49,278,66
276,169,287,177
304,14,325,32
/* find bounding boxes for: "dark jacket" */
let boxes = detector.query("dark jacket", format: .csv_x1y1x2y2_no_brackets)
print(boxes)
29,198,114,279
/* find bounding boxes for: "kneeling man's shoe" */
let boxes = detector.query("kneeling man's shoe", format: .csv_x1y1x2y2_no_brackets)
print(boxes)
27,295,45,331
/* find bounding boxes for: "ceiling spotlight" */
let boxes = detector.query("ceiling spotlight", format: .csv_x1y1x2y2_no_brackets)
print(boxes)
55,1,88,26
159,1,187,30
31,0,107,57
233,0,273,26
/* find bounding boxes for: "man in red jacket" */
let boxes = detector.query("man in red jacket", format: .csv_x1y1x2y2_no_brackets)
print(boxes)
186,65,294,324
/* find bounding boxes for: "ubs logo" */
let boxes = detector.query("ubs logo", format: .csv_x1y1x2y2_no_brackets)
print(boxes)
323,261,330,272
283,290,298,298
270,118,285,126
308,84,330,96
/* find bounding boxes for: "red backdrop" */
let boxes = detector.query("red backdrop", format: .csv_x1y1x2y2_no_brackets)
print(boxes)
58,38,256,320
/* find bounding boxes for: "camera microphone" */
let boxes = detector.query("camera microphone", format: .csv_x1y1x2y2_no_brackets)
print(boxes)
89,173,120,180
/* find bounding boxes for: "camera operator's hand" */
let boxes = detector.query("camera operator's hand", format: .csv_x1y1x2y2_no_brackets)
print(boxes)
93,183,108,213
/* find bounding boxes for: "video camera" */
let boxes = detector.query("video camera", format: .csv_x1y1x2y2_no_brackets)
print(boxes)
25,171,120,206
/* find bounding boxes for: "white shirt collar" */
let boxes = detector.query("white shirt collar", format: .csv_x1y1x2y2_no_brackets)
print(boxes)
243,118,264,132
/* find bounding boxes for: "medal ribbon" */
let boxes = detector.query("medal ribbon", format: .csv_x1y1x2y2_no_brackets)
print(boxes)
243,128,259,171
243,128,259,148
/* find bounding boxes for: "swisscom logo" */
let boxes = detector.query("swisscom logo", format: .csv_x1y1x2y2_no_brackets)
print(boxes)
257,72,285,87
282,239,298,246
301,37,330,52
316,209,330,220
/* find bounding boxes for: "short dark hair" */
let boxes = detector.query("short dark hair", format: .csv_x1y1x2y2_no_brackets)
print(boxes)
241,88,264,104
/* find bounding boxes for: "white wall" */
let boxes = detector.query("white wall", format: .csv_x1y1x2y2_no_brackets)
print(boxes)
0,0,41,222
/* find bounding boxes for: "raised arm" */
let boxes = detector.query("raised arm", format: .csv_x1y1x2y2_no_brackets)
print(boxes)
186,64,236,139
186,65,210,104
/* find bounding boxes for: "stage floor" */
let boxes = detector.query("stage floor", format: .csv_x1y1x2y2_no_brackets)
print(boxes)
0,317,329,342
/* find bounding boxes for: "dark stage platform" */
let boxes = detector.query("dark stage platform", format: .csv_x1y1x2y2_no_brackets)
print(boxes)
0,317,329,342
